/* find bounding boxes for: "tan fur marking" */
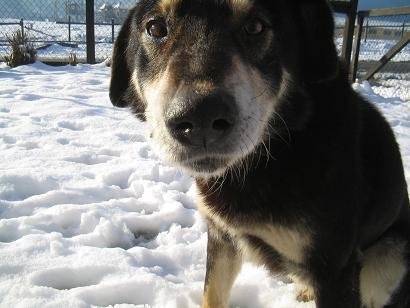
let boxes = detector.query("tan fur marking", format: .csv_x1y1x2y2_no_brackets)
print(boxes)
251,225,311,264
296,288,315,302
360,238,407,308
159,0,181,13
132,70,144,101
140,65,184,163
161,0,251,15
143,67,172,127
193,80,216,96
197,194,312,265
198,196,242,308
228,0,252,15
197,194,237,238
143,68,172,105
292,275,315,303
202,247,242,308
235,237,266,265
288,274,315,303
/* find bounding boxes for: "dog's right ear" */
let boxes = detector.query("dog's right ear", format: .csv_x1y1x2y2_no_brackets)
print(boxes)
109,7,141,109
294,0,339,83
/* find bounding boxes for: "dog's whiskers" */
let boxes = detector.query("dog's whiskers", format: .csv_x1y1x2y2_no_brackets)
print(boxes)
272,111,291,143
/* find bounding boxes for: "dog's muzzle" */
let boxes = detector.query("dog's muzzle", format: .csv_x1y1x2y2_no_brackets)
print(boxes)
165,91,237,150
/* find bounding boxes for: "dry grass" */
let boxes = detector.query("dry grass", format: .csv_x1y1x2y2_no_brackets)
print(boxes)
3,29,36,67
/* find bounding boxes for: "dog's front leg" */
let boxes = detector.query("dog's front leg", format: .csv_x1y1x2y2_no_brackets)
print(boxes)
313,252,362,308
203,224,243,308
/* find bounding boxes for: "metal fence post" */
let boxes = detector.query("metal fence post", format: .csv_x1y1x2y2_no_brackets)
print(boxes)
86,0,95,64
20,18,24,37
111,18,115,43
402,22,406,39
68,16,71,42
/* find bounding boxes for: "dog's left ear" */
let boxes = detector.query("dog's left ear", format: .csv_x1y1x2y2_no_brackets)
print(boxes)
296,0,339,83
109,7,140,108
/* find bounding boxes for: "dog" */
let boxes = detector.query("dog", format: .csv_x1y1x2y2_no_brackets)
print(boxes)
109,0,410,307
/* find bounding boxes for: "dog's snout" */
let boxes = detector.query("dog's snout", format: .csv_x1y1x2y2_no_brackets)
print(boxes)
166,93,236,148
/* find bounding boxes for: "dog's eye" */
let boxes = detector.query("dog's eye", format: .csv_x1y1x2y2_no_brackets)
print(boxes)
244,18,264,36
146,20,168,38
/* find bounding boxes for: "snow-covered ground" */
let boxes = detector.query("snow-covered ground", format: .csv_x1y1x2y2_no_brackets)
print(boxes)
0,62,409,308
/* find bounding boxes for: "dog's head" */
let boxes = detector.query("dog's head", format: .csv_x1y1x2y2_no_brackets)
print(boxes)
110,0,338,177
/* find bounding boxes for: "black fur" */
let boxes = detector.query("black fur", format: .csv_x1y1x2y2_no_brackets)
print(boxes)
110,0,410,307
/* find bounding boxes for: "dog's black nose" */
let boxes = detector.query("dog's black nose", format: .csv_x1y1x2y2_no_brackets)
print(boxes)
166,93,236,148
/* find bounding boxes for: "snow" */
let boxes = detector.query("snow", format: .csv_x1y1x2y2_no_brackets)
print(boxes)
367,74,410,103
0,61,409,308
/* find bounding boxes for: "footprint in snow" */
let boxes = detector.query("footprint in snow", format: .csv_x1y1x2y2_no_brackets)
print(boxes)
31,116,42,122
64,153,112,165
78,279,155,307
0,265,24,277
30,266,115,290
0,175,58,202
19,141,39,150
56,138,70,145
72,94,89,99
15,94,42,101
101,168,135,189
116,133,145,143
1,135,16,144
139,145,157,159
85,79,103,86
99,148,121,157
57,121,85,131
82,172,95,179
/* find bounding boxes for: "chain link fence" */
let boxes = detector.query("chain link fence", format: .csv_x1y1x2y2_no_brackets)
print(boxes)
357,14,409,76
94,1,135,61
352,9,410,101
0,0,135,63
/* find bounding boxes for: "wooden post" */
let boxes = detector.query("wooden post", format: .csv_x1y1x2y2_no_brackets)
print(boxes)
111,18,115,43
341,0,359,69
68,16,71,42
351,12,365,82
86,0,95,64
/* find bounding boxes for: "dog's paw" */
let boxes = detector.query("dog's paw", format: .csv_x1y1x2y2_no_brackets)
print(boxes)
296,288,315,302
